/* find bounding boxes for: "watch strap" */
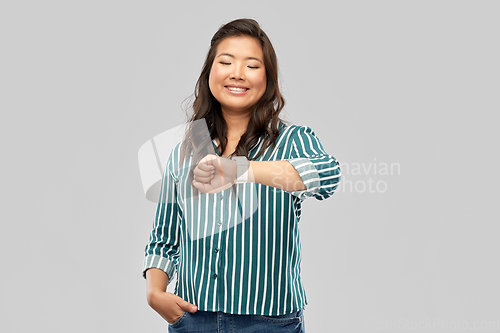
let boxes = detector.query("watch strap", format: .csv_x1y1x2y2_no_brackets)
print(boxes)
232,156,249,184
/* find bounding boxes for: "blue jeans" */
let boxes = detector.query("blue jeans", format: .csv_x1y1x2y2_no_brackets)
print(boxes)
168,308,305,333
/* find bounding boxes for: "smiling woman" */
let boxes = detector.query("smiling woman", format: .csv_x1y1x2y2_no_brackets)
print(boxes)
209,36,267,115
143,18,341,333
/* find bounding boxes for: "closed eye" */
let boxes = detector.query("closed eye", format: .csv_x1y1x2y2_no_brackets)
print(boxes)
248,66,259,69
220,62,231,65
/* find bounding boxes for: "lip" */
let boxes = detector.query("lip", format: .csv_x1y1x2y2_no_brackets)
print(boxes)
224,85,249,95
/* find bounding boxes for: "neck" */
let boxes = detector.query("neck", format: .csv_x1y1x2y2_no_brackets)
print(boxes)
221,107,251,139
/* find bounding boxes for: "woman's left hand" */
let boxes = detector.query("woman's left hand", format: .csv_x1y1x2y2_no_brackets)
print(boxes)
192,154,237,193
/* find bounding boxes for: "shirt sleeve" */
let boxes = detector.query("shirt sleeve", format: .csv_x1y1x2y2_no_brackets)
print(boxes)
142,155,181,284
284,125,341,201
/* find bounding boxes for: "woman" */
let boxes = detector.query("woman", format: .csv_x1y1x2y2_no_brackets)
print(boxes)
143,19,341,332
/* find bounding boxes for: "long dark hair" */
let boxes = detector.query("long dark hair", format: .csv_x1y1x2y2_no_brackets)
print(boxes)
178,18,287,192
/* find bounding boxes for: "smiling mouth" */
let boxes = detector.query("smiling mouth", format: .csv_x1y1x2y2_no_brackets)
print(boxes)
225,86,249,92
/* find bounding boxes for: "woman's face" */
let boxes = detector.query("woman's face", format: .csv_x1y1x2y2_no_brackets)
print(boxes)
209,36,267,115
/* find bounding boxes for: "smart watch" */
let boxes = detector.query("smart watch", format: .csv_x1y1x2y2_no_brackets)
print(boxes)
231,156,249,184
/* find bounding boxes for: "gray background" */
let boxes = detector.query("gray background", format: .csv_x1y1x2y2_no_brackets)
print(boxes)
1,1,499,332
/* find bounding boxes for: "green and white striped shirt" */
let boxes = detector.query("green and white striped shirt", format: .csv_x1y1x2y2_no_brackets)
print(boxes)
143,121,341,316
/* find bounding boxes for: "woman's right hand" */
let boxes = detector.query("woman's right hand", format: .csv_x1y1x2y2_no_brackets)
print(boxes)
145,268,198,324
192,154,237,193
148,290,198,324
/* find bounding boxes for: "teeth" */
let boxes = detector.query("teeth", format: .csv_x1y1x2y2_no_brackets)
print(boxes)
227,87,247,92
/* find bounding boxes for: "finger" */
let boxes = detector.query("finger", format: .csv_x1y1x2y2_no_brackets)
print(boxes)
199,154,217,167
193,165,215,178
179,299,198,313
170,292,198,313
197,161,215,173
192,181,213,193
193,173,214,183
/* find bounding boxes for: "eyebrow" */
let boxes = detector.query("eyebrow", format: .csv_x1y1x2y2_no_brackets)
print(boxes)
216,53,263,64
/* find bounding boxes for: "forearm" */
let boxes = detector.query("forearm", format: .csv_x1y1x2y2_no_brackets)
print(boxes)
145,268,169,305
248,160,306,191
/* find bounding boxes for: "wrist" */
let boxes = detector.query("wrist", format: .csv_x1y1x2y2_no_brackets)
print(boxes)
248,161,256,183
147,289,166,308
231,156,250,184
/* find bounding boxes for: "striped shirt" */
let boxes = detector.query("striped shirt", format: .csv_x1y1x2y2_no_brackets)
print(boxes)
143,120,341,316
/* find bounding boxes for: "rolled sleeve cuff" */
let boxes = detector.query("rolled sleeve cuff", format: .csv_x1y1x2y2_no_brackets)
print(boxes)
285,157,321,199
142,254,176,285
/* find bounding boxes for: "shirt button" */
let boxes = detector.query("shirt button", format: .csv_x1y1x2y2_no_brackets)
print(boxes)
217,220,222,226
213,273,217,279
214,247,219,253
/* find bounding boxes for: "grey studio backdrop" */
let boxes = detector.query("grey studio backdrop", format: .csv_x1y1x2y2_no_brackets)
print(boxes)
1,1,499,332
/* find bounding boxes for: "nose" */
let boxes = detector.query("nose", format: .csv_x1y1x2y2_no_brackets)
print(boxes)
230,64,245,80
